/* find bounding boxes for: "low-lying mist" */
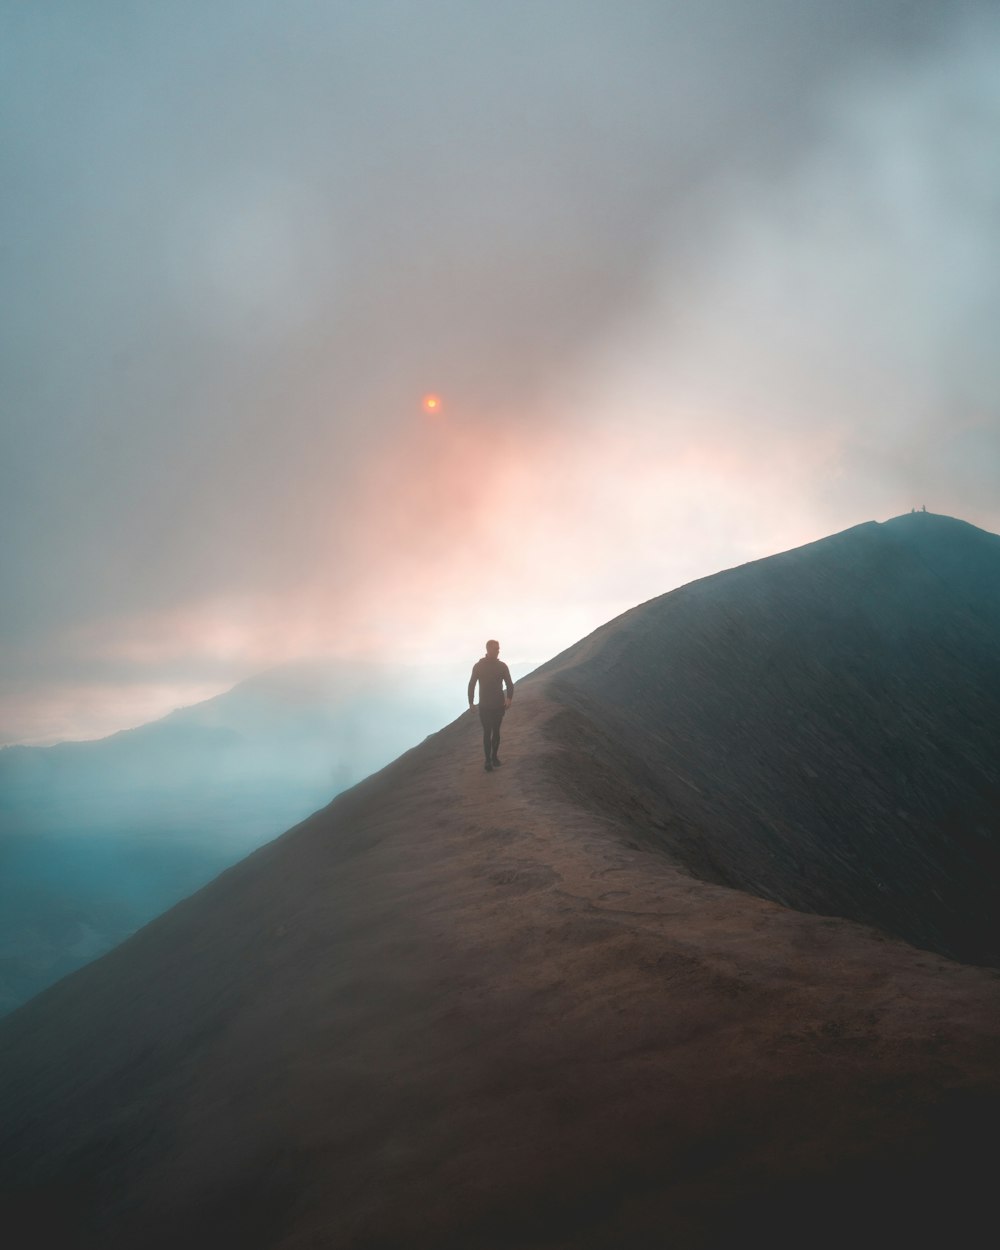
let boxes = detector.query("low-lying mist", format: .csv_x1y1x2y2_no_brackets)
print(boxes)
0,657,529,1014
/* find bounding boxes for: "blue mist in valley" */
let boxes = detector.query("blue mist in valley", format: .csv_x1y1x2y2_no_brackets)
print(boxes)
0,659,533,1015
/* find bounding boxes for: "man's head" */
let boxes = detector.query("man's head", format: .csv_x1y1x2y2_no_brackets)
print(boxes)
485,639,500,658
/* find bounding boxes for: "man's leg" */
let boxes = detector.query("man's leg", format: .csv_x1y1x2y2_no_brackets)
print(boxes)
490,708,504,763
478,706,493,769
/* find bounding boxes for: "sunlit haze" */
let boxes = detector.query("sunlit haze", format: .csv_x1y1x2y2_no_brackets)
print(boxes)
3,1,999,744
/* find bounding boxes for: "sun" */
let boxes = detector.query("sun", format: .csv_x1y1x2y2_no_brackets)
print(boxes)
421,393,442,414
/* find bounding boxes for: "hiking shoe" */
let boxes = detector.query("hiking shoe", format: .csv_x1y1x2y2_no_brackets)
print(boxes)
484,759,493,772
491,756,502,767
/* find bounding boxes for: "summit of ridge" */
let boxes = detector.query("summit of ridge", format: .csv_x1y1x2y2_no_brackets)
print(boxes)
538,511,1000,966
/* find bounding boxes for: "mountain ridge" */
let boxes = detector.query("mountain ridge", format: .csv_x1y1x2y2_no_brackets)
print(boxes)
1,513,999,1248
538,511,1000,964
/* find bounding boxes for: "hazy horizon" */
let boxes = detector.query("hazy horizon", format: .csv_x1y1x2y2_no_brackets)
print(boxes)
4,1,999,744
2,512,982,748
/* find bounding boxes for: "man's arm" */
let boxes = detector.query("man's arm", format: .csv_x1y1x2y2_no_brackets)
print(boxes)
467,665,478,708
502,663,514,707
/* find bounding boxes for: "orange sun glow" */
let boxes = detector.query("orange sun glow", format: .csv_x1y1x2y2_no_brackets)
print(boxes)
421,393,442,414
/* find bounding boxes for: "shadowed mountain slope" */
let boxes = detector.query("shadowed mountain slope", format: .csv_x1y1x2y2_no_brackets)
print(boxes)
1,514,999,1249
0,659,491,1014
540,511,1000,965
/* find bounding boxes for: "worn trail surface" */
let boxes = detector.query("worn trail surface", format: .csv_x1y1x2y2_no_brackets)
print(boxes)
2,680,998,1250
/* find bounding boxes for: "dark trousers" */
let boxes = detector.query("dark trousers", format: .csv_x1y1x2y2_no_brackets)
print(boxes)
478,704,505,761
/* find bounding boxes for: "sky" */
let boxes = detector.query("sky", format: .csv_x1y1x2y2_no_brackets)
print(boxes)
3,0,999,745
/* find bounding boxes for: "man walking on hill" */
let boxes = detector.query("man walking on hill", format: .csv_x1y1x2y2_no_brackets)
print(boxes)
468,639,514,772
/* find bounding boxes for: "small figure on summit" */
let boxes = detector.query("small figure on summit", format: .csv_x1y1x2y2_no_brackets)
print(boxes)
468,639,514,772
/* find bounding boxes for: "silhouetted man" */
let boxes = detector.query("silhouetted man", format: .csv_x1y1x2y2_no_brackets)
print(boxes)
468,639,514,772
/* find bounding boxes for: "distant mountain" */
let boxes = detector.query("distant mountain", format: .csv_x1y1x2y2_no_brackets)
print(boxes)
1,515,998,1249
0,658,519,1014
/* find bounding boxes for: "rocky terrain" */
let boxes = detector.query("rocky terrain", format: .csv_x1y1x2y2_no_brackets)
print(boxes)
1,513,998,1249
540,511,1000,966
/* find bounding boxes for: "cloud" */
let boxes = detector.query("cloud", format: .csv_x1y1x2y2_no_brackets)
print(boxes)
568,8,1000,533
2,1,998,740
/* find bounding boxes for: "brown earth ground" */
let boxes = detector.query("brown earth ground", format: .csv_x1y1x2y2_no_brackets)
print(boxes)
2,665,999,1249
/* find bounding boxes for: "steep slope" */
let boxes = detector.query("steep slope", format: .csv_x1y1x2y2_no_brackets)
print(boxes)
1,516,999,1250
0,659,489,1014
539,512,1000,965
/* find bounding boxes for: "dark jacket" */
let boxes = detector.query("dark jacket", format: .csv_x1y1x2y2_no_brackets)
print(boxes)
468,657,514,709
